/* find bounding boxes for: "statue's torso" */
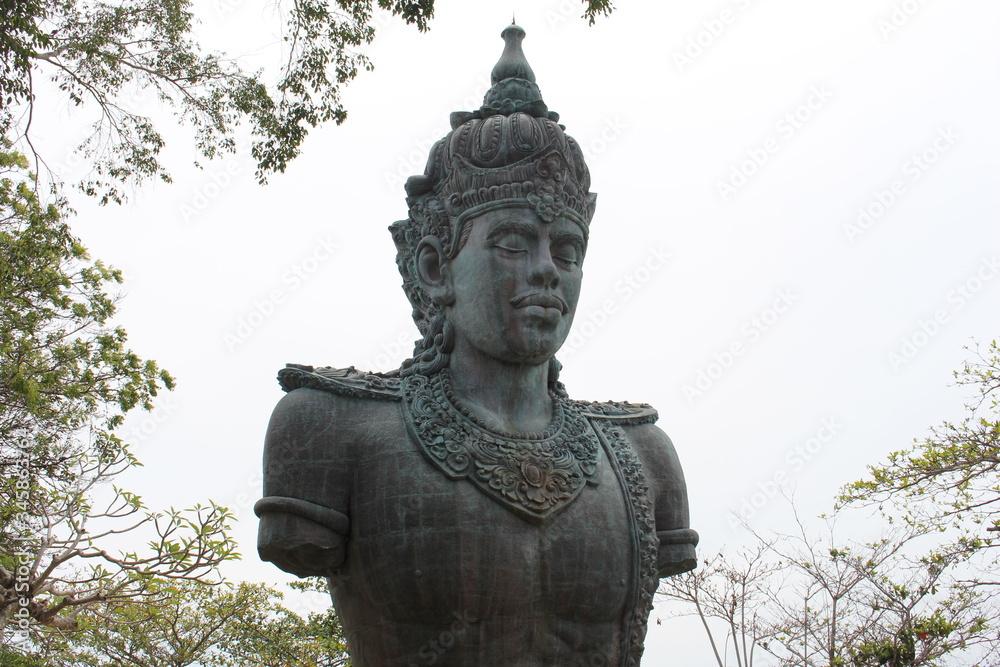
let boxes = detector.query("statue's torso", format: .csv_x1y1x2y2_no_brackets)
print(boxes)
339,396,633,665
257,366,695,666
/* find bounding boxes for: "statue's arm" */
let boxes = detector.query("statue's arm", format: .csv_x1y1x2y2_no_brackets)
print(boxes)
627,423,699,577
255,387,353,578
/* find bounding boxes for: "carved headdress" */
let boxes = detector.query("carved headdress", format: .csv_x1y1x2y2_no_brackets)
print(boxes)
390,24,597,368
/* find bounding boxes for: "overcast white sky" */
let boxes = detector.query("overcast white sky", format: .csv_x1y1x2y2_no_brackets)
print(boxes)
29,0,1000,662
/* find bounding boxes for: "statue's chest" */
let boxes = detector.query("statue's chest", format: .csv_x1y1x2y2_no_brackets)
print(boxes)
344,414,633,626
400,371,604,522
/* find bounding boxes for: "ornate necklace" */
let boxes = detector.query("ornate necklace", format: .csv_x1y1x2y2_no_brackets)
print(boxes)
401,370,600,522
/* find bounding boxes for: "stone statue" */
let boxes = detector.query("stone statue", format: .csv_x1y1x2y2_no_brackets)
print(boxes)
255,23,697,666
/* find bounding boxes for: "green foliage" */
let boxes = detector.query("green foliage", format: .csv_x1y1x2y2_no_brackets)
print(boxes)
666,348,1000,666
214,578,350,667
0,435,239,638
0,0,613,204
842,340,1000,541
0,147,236,642
847,611,964,667
0,644,52,667
661,511,999,666
0,143,171,474
38,579,350,666
581,0,615,24
0,0,50,110
0,140,339,665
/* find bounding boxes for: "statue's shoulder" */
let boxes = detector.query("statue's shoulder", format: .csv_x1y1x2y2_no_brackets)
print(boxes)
572,397,659,425
572,395,675,473
266,365,402,458
276,363,402,401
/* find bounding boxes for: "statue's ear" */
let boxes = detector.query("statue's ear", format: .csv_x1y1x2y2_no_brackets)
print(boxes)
416,237,454,306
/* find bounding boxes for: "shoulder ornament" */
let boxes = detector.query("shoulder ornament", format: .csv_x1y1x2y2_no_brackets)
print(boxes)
277,364,402,401
576,400,659,424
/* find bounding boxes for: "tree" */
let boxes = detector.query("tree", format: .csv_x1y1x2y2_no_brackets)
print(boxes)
35,579,350,666
215,578,351,667
842,340,1000,548
0,642,50,667
760,514,994,666
659,505,1000,666
662,523,998,667
0,146,236,644
0,0,614,205
663,347,1000,665
1,439,236,636
657,544,784,667
0,144,170,468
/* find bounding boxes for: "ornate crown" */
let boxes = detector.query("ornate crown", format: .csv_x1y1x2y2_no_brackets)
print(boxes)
390,23,597,336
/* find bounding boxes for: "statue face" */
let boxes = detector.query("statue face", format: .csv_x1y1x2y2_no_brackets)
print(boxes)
443,207,585,365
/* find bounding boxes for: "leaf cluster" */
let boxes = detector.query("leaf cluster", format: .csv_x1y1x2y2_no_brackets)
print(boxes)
1,147,235,641
661,507,1000,666
1,144,172,476
842,340,1000,544
32,579,349,666
1,0,615,204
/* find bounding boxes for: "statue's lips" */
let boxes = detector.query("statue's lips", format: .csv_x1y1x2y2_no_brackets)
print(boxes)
510,292,568,315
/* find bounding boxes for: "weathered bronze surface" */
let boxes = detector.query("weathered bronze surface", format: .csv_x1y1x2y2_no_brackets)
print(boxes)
256,24,697,666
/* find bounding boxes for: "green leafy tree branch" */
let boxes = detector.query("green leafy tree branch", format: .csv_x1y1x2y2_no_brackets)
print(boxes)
1,0,614,204
1,145,235,643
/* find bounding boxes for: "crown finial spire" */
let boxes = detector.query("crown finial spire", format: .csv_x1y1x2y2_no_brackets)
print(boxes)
491,23,535,85
447,24,555,127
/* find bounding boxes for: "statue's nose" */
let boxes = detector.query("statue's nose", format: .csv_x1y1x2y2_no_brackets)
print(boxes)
528,247,560,288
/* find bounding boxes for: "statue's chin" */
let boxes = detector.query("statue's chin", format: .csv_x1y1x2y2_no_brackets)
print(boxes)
498,334,567,367
447,313,572,369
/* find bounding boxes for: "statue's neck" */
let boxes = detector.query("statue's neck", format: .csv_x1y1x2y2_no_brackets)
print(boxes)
444,346,553,436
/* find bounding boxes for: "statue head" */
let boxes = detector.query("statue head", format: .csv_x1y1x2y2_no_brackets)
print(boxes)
390,24,597,379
